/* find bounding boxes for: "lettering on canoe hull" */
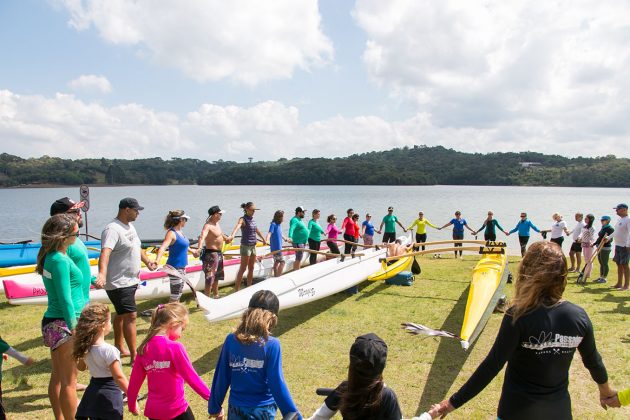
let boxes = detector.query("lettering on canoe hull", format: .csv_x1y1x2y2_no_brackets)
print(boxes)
297,287,315,298
33,287,47,296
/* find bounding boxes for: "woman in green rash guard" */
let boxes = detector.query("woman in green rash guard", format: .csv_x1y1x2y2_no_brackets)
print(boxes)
36,213,85,420
474,211,507,242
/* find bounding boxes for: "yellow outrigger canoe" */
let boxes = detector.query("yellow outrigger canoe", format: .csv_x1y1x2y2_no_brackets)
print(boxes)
367,255,413,281
459,251,510,350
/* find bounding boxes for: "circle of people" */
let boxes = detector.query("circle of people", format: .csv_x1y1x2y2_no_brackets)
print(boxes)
2,197,629,420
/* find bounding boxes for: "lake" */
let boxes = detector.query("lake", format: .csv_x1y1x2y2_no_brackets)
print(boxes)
1,185,628,255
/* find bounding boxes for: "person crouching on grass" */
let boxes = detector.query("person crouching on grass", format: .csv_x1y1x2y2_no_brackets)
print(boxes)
209,290,301,419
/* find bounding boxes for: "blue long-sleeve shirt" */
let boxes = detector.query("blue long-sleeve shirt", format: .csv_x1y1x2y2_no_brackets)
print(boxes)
509,219,540,236
209,333,301,418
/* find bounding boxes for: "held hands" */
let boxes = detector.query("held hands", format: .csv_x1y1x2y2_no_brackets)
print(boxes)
428,399,455,418
209,408,224,419
146,261,158,271
601,393,621,408
95,273,106,289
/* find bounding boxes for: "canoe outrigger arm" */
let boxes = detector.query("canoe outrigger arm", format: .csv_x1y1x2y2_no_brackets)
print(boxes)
381,245,504,262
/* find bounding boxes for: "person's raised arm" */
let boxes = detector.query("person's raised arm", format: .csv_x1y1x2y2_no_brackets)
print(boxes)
439,220,453,230
435,312,520,414
127,355,146,415
209,337,232,417
228,218,244,242
154,230,175,267
396,218,407,232
530,220,541,233
109,359,129,394
464,222,476,233
265,340,301,418
171,342,210,400
426,219,438,230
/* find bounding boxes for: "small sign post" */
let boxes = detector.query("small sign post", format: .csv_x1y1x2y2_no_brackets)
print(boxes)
79,184,90,238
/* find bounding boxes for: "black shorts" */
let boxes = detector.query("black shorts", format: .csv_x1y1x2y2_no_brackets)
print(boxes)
570,241,582,253
106,285,138,315
382,232,396,243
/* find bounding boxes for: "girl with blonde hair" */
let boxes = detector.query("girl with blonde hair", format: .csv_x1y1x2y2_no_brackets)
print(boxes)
431,241,616,419
209,290,300,419
73,302,129,420
127,303,209,419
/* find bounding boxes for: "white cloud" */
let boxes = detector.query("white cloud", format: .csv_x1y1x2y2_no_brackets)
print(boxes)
2,89,629,163
353,0,630,146
53,0,333,85
68,74,112,94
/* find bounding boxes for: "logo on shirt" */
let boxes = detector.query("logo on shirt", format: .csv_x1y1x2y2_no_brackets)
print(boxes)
522,331,583,353
230,355,264,373
145,360,171,371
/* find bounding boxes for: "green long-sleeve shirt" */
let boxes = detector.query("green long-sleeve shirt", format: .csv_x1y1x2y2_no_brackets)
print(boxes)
477,219,504,236
308,219,325,241
67,238,94,307
42,251,85,329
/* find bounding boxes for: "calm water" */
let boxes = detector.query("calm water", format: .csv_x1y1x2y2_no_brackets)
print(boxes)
1,185,628,255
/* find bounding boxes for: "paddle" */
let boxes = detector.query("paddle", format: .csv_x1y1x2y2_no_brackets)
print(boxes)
411,257,421,275
576,236,608,285
402,322,462,341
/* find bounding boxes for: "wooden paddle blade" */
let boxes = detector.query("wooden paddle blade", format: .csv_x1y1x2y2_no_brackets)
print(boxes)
411,257,421,275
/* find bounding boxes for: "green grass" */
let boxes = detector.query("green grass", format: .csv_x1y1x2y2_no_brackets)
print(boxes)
1,255,629,419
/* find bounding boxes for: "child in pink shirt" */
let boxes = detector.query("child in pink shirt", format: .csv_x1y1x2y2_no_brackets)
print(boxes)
127,303,209,420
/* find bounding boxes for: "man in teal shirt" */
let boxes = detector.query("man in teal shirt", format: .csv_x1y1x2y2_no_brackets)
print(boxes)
50,197,94,307
379,206,407,243
288,206,309,271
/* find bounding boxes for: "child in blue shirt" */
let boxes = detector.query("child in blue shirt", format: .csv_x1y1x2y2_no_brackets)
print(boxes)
209,290,301,419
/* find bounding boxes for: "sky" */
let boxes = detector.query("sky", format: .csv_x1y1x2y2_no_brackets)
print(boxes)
1,0,629,162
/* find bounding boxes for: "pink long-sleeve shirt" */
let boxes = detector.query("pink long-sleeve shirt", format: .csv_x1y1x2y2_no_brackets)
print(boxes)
127,335,210,419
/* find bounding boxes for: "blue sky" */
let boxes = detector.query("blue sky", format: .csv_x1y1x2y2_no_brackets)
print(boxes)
1,0,629,162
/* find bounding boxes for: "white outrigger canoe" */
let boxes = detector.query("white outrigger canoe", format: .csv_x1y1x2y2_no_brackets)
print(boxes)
2,246,322,306
197,247,387,323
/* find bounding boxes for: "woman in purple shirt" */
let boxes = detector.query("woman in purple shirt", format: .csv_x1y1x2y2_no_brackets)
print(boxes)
229,202,267,291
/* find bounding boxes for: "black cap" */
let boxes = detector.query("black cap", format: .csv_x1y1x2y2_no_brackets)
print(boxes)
387,206,394,211
208,205,226,216
50,197,85,216
614,203,628,210
119,197,144,210
295,206,307,213
350,333,387,376
248,290,279,315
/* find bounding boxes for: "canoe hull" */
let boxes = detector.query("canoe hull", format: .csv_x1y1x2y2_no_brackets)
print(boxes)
367,235,413,281
459,252,509,349
198,248,387,323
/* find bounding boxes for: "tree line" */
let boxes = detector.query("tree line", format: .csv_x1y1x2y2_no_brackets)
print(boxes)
1,146,629,187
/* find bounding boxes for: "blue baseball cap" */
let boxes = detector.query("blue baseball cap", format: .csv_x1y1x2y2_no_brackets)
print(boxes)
601,215,611,221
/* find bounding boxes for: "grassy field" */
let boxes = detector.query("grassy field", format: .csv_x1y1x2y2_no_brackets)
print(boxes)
1,254,629,419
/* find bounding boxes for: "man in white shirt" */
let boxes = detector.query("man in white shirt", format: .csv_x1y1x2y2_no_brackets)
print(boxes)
568,213,584,272
95,197,157,362
611,203,630,290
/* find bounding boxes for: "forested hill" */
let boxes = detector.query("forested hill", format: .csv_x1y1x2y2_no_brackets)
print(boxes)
1,146,629,187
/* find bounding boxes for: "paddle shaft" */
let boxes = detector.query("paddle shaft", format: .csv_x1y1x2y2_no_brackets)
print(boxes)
577,235,608,281
384,246,503,261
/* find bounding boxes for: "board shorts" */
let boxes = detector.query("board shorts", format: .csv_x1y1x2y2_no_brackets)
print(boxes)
453,232,464,246
41,318,72,350
570,241,583,253
613,245,630,265
273,253,285,263
202,250,224,288
292,243,306,261
240,244,257,257
106,284,138,315
167,267,186,302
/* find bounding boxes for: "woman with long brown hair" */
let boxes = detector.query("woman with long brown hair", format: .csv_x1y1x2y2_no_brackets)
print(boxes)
430,241,616,419
36,213,85,419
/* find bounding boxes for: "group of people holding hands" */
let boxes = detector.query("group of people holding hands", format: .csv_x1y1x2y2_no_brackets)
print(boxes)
2,196,630,420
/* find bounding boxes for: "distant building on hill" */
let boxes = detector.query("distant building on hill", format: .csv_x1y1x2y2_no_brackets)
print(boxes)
519,161,542,168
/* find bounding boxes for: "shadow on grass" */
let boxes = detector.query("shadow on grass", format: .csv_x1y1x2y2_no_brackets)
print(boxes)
415,286,476,415
3,392,50,413
355,281,391,301
595,293,630,315
192,290,354,376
